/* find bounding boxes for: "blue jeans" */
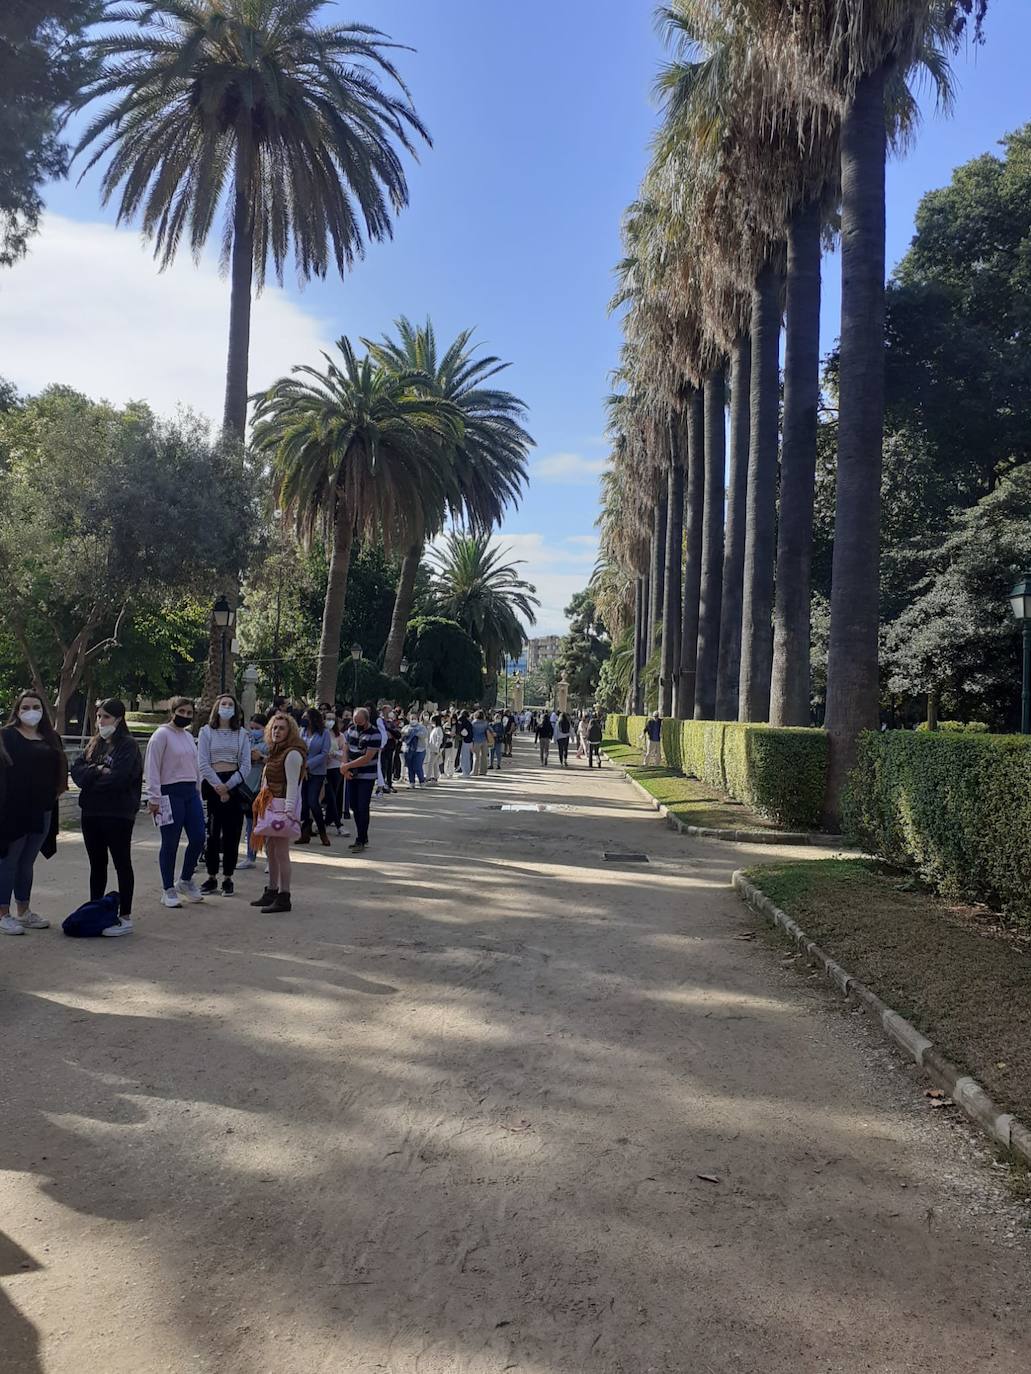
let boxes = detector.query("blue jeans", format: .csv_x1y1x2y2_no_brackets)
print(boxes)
0,812,51,906
406,750,426,785
159,782,205,890
301,774,326,832
490,739,504,768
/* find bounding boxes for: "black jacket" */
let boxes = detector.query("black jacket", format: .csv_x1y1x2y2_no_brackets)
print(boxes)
0,725,65,856
71,735,144,821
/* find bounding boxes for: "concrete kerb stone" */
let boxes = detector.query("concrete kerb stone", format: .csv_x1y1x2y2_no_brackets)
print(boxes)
733,869,1031,1170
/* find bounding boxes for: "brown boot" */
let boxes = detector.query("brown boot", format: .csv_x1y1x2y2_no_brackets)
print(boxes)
261,891,292,914
296,823,312,845
319,829,331,846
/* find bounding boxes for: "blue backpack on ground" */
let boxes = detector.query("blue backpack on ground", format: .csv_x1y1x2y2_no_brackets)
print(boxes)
62,892,120,937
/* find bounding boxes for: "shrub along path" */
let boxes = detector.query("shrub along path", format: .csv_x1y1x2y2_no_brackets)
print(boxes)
747,858,1031,1127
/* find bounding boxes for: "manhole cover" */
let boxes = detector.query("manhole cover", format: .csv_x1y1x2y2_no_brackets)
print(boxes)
603,851,649,862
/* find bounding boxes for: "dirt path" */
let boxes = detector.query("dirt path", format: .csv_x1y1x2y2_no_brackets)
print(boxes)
2,737,1029,1373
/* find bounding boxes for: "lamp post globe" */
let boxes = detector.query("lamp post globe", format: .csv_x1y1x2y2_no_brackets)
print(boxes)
1009,573,1031,735
212,595,235,694
350,644,362,703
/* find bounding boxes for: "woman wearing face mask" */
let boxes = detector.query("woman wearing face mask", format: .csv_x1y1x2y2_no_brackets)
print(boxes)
143,696,206,908
298,706,331,846
324,711,346,835
70,698,143,935
198,694,252,895
402,711,428,787
0,692,68,936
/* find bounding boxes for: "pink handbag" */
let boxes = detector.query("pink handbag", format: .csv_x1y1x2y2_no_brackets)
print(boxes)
252,793,302,841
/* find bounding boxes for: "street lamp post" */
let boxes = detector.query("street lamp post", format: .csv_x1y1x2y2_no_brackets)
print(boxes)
350,643,362,704
1009,573,1031,734
212,595,236,695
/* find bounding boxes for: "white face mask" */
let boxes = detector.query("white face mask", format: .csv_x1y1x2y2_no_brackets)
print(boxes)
19,708,43,727
218,704,235,720
325,718,335,728
98,723,117,739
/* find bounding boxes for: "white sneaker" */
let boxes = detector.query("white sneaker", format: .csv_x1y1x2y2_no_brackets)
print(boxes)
16,910,49,930
102,918,134,937
175,878,205,903
237,857,256,871
0,914,25,935
161,888,182,908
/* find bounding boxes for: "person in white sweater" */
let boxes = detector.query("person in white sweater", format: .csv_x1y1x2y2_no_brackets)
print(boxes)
426,714,444,784
197,695,252,896
144,697,205,908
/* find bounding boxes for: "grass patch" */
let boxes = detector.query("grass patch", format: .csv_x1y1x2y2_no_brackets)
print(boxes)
602,738,778,832
749,857,1031,1124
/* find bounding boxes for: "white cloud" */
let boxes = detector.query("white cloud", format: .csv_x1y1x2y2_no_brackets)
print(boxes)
0,213,330,420
532,450,607,483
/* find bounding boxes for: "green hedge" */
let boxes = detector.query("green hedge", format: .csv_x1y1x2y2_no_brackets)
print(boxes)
843,730,1031,922
605,713,827,830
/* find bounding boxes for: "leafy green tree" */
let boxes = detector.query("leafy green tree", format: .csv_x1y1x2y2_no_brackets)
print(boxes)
429,533,539,705
403,616,482,705
252,338,462,704
367,318,533,676
594,626,633,714
0,388,252,727
0,1,100,266
883,463,1031,730
555,589,610,706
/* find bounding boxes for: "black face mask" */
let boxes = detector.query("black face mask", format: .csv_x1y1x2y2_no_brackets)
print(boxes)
172,714,192,729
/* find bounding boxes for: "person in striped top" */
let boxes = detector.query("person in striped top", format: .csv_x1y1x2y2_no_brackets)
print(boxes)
339,707,380,853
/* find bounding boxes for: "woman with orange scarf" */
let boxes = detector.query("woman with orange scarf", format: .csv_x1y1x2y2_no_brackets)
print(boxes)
250,714,307,914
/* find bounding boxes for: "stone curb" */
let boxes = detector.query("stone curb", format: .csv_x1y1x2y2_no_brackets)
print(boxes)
732,869,1031,1169
615,762,838,848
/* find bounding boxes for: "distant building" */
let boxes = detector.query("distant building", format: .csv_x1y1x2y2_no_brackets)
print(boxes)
527,635,563,672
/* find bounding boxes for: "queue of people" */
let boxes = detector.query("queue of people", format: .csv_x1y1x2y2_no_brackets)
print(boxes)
0,691,607,938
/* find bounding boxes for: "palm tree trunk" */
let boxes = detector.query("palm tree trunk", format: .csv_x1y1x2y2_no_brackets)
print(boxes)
660,441,684,716
771,201,822,727
383,541,422,677
694,365,726,719
315,493,357,705
223,142,255,440
715,335,751,720
202,143,256,707
635,573,648,711
649,486,668,662
631,574,643,712
823,66,888,824
677,391,704,719
738,264,782,722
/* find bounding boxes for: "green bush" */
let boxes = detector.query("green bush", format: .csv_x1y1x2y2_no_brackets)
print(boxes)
843,730,1031,921
605,714,828,830
914,720,990,733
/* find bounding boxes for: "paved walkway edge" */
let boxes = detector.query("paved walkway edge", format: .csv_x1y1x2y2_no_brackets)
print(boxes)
732,869,1031,1169
614,762,841,847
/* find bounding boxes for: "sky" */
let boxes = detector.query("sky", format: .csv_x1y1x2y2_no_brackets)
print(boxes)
2,0,1031,636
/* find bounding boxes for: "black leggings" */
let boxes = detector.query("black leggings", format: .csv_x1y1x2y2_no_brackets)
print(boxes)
324,770,344,827
557,737,570,764
81,815,136,916
202,779,244,876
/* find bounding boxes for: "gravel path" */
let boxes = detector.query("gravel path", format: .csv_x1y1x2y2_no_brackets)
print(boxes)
1,737,1029,1372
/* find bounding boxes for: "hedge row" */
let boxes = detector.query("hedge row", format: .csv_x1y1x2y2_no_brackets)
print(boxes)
606,713,827,830
843,731,1031,923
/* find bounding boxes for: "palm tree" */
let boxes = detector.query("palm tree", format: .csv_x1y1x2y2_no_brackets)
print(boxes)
429,532,540,703
660,420,684,715
678,389,704,718
366,318,532,677
75,0,430,705
75,0,429,439
252,338,462,704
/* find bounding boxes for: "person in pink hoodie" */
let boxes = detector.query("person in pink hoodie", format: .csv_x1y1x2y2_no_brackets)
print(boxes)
144,696,206,909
